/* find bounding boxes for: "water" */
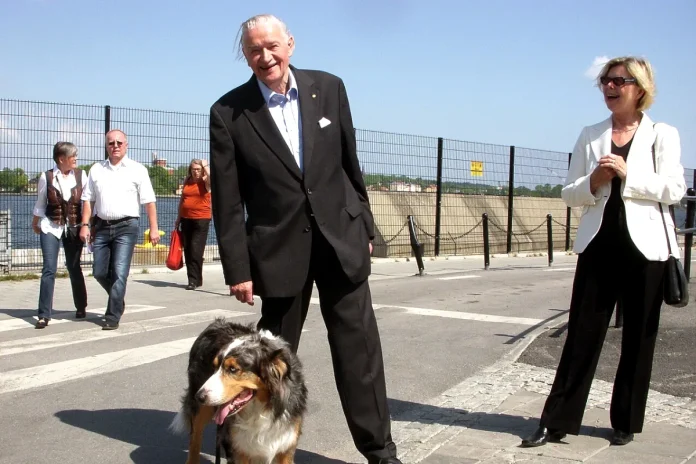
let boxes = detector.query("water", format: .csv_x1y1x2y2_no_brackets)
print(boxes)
0,194,217,249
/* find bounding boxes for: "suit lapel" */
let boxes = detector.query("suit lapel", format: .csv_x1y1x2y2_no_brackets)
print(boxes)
626,113,654,167
590,116,612,163
293,67,319,178
241,76,303,180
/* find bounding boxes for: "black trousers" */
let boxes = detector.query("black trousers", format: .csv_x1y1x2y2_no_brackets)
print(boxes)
257,223,397,461
540,227,666,434
180,218,210,287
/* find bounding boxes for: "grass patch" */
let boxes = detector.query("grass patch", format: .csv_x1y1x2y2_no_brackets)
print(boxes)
140,268,149,274
0,270,69,282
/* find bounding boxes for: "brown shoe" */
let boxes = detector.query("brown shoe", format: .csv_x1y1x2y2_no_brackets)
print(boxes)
35,318,49,329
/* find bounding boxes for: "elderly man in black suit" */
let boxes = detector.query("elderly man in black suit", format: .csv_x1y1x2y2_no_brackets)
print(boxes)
209,13,401,464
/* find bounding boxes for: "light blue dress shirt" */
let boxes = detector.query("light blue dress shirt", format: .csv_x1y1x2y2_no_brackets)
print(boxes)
257,70,304,172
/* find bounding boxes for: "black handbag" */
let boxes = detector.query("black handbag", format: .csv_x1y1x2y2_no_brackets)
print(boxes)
652,134,689,307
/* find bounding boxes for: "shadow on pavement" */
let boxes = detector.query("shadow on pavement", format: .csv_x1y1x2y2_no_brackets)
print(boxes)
133,279,229,297
387,398,612,444
55,408,349,464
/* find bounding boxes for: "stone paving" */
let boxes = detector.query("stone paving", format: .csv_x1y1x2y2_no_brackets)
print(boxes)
391,358,696,463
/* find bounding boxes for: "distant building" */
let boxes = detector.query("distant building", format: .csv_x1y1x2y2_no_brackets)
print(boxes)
423,184,437,193
389,181,422,192
151,152,174,174
26,177,39,193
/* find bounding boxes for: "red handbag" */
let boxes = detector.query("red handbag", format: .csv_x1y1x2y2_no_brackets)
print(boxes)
166,229,184,271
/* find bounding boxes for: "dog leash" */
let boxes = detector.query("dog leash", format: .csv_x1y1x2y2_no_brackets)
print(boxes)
215,423,222,464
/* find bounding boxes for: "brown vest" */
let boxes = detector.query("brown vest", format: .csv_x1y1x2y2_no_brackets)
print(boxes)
45,169,83,227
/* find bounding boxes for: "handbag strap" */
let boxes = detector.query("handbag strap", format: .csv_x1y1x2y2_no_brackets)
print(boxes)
651,124,674,256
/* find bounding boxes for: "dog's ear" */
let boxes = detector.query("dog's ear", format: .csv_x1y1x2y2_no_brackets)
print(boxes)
263,348,291,418
268,348,288,379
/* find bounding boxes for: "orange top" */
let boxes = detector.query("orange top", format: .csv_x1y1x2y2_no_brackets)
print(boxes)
180,180,211,219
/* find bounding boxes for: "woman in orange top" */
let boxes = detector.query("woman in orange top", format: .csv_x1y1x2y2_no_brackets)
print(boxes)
176,159,212,290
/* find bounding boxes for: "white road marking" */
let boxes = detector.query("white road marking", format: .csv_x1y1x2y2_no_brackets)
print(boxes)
437,275,481,281
374,305,543,326
0,309,253,357
543,267,575,272
0,336,198,395
0,305,165,333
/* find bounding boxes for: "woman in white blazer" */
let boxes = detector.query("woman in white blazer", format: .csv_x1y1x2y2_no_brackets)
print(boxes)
522,56,686,448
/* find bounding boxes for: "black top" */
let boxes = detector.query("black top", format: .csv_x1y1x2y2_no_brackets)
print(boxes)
600,136,634,235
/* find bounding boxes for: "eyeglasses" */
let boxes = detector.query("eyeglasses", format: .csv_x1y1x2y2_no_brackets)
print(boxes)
107,141,125,147
600,76,637,87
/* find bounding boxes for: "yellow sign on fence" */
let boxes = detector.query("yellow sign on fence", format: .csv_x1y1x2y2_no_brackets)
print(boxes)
470,161,483,177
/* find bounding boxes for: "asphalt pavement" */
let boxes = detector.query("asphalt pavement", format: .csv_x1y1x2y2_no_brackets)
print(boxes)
1,253,694,463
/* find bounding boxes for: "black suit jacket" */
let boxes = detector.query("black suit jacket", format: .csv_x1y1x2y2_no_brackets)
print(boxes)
210,66,375,297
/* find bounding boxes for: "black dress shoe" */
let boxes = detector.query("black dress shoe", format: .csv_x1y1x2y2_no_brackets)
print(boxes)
102,321,119,330
611,429,634,445
186,284,196,290
75,309,86,319
521,426,566,447
368,458,402,464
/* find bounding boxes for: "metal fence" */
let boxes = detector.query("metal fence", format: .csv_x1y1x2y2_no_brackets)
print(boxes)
1,98,693,271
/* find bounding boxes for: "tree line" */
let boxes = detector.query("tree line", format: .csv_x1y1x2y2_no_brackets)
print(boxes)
0,168,563,198
363,174,564,198
0,164,191,196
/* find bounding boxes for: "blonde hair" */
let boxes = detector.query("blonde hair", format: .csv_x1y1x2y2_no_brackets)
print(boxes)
235,14,291,61
597,56,656,111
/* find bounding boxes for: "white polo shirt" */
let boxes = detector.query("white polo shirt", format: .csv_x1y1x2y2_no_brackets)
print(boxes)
81,156,156,220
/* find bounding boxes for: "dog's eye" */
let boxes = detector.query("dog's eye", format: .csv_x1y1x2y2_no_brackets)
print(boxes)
227,366,238,374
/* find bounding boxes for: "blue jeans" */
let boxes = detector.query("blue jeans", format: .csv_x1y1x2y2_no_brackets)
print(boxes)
38,230,87,320
92,218,139,323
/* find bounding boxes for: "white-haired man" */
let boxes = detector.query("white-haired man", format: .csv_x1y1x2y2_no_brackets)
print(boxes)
209,14,401,464
79,130,159,330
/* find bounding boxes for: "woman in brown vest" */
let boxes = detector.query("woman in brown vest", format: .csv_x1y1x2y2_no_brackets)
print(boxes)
175,158,212,290
31,142,88,328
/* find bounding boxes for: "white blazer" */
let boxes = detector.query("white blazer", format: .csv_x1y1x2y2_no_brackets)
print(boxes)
562,113,686,261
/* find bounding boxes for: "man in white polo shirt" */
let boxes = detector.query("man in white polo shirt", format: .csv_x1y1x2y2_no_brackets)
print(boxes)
79,129,160,330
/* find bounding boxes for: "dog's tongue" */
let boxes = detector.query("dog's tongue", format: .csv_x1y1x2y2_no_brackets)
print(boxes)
213,390,254,425
214,403,232,425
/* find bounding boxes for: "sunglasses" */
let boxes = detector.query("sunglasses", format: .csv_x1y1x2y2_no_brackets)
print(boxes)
107,140,125,147
600,76,637,86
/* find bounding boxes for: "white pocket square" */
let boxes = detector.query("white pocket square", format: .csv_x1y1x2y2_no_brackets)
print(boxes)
318,117,331,128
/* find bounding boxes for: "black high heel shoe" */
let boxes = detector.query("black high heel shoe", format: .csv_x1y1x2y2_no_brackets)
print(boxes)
521,426,566,447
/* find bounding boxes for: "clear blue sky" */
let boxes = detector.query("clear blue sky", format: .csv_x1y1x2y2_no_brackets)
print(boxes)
1,0,695,169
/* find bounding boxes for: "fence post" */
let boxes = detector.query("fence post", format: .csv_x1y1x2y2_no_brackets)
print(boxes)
507,146,515,254
565,152,572,251
483,213,490,270
547,213,553,266
434,137,444,256
407,215,425,276
104,105,111,159
684,187,695,281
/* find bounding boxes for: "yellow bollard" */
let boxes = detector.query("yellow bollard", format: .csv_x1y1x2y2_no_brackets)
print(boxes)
133,228,167,265
135,229,166,249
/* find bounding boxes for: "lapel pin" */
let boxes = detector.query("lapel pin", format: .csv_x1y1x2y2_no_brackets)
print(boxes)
312,94,316,98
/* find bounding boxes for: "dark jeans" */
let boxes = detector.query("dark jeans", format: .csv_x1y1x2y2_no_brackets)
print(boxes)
38,230,87,320
92,218,139,323
180,218,210,287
